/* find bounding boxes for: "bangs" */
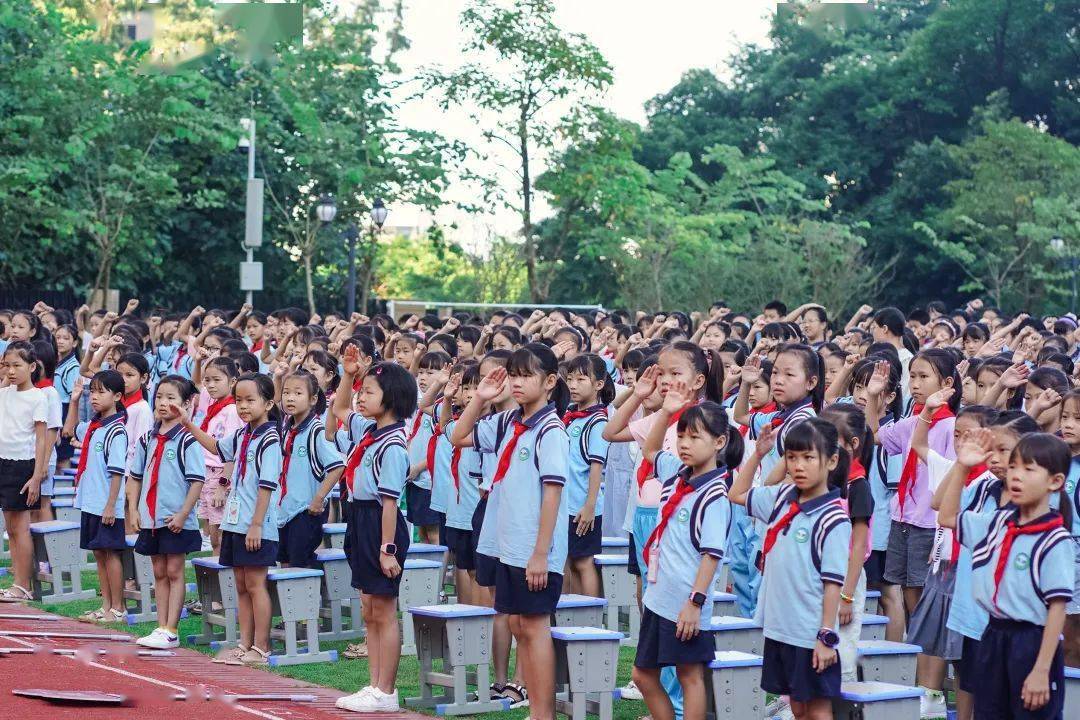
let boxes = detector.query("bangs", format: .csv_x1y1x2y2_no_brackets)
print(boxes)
1010,433,1069,476
781,422,824,455
676,406,710,435
418,351,451,370
506,348,544,377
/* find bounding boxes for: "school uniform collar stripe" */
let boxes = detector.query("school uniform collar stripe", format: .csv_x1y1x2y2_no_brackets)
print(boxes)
800,488,842,513
245,421,276,438
683,465,728,491
152,423,184,441
283,412,318,435
370,420,405,439
513,402,556,428
98,411,125,427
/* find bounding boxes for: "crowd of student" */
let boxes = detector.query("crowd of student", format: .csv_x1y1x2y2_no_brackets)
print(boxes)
0,296,1076,720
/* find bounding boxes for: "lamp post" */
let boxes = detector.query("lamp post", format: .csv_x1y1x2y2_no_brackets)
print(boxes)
317,195,383,316
1051,237,1078,312
238,115,263,306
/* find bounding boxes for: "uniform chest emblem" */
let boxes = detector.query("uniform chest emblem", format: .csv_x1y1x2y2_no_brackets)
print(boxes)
794,528,810,543
297,447,308,457
1067,477,1077,494
364,456,373,467
518,447,530,462
246,452,255,463
1013,552,1030,570
164,449,176,461
94,441,104,452
677,508,690,524
569,426,581,438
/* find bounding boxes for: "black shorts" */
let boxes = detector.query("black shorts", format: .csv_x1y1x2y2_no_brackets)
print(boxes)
218,529,279,567
972,618,1065,719
445,526,475,570
343,499,410,596
567,513,603,559
277,508,328,568
956,635,981,694
437,514,448,546
80,511,127,551
405,483,442,526
761,637,842,703
471,496,497,587
634,606,714,669
864,549,888,585
57,404,75,461
134,527,202,556
493,560,563,616
0,458,39,511
627,533,640,576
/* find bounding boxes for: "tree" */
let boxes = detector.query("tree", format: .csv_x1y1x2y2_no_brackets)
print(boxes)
423,0,612,302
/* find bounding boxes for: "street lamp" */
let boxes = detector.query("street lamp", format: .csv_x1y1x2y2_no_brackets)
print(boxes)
316,194,337,224
371,198,388,229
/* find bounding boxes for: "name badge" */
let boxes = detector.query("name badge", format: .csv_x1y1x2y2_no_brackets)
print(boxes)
647,544,659,584
225,497,241,526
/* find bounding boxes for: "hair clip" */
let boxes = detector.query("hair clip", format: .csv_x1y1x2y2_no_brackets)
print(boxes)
374,367,383,375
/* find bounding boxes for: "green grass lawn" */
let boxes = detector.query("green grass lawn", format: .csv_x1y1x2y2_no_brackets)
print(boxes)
0,555,648,719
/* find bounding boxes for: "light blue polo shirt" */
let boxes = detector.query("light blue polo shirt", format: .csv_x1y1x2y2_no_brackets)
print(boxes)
869,414,902,551
74,413,128,518
643,451,731,628
960,507,1075,625
445,417,482,530
947,472,1003,639
277,413,344,526
129,423,205,531
747,484,850,649
473,403,569,574
1065,457,1080,536
748,399,816,485
342,413,408,503
406,408,435,491
430,417,453,514
55,353,80,403
218,422,281,541
565,406,609,516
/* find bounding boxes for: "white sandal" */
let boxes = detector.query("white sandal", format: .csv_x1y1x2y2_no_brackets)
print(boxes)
240,645,271,666
0,585,33,603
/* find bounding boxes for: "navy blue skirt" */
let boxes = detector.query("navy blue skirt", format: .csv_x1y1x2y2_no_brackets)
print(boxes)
80,511,127,551
634,606,715,669
761,637,842,702
343,500,410,596
405,483,443,526
134,527,202,556
493,560,562,616
277,508,328,568
445,526,475,571
218,529,279,567
567,513,603,559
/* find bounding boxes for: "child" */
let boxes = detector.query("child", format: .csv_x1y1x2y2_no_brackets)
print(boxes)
277,370,344,568
633,384,739,720
181,373,281,667
129,374,206,648
450,343,570,720
562,353,614,597
332,349,415,713
0,342,50,603
196,356,242,555
63,369,129,622
440,364,482,605
405,351,450,546
939,432,1075,719
115,352,154,475
819,404,875,682
54,324,81,470
730,418,852,720
1059,391,1080,667
30,340,62,523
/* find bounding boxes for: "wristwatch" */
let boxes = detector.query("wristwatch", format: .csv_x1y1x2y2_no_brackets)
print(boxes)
817,627,839,649
380,543,397,556
689,591,707,608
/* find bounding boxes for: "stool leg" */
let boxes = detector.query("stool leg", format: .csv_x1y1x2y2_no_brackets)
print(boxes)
476,662,491,702
452,663,468,707
572,691,587,720
284,620,298,657
598,692,613,720
304,618,321,655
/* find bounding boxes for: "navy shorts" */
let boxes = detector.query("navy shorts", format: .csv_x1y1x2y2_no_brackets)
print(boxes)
405,483,442,526
445,526,475,571
437,514,448,546
761,637,842,702
218,529,279,567
972,618,1065,719
80,511,127,551
471,496,497,587
343,499,410,597
134,527,201,556
0,458,39,511
634,606,715,669
567,513,603,559
627,533,640,576
956,635,981,694
493,560,563,616
864,549,887,585
277,508,328,568
57,404,75,461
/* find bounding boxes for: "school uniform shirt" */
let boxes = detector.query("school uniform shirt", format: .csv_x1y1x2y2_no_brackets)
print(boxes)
54,354,80,403
153,341,183,381
406,407,435,491
565,405,609,516
342,413,408,503
475,414,502,558
944,462,1003,640
747,398,817,486
129,424,206,531
868,414,902,552
194,390,243,472
217,422,281,540
628,408,681,508
74,413,128,518
0,385,49,460
277,414,344,526
747,484,851,649
430,420,454,514
473,403,570,574
1065,457,1080,536
879,413,955,529
959,507,1075,625
445,418,482,531
643,451,731,629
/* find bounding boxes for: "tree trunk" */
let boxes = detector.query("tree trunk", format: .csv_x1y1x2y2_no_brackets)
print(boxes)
359,253,376,315
519,114,539,302
303,249,316,316
91,237,111,306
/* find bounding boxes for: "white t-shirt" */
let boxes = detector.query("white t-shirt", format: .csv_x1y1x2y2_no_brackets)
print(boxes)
42,385,63,467
0,385,49,460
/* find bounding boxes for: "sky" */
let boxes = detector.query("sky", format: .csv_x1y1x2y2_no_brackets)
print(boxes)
369,0,778,251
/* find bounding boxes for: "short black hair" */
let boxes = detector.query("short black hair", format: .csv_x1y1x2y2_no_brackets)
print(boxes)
366,362,418,421
872,307,905,337
906,309,930,325
764,300,788,316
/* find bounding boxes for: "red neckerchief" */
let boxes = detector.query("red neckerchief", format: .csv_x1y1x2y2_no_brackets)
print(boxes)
491,421,528,488
200,396,235,432
898,404,954,514
122,390,143,409
562,405,607,426
251,339,263,352
848,458,867,483
950,464,990,565
758,502,803,572
145,431,170,526
635,405,692,490
992,514,1064,608
34,379,53,389
643,474,695,568
352,376,363,393
235,425,258,484
739,401,777,437
446,412,462,500
75,417,103,486
172,344,187,371
342,430,376,496
407,412,424,443
278,420,302,505
426,421,443,478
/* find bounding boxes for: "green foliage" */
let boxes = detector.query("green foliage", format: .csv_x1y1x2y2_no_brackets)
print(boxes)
374,234,527,304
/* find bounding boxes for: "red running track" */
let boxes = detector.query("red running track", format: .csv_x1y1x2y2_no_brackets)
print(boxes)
0,605,424,720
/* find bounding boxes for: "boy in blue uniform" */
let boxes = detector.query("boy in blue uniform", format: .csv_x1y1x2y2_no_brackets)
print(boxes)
441,365,484,605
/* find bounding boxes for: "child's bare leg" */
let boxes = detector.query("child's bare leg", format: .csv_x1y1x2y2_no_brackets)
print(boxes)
675,663,706,720
244,567,270,651
151,555,169,627
631,666,674,720
517,613,556,720
371,595,401,692
165,554,186,630
573,555,600,597
235,567,253,648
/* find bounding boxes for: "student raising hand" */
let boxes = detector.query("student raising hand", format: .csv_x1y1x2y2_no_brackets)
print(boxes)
475,366,508,402
662,379,694,415
341,345,363,377
740,353,765,386
633,364,659,400
923,387,955,411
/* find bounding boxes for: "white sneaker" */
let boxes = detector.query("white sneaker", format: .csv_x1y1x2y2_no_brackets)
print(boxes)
335,687,377,712
619,680,643,701
366,689,400,712
136,628,179,649
919,689,946,719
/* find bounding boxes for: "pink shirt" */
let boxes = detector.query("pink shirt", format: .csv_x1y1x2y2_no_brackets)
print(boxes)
628,412,679,508
124,399,153,471
195,389,243,469
879,414,955,529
